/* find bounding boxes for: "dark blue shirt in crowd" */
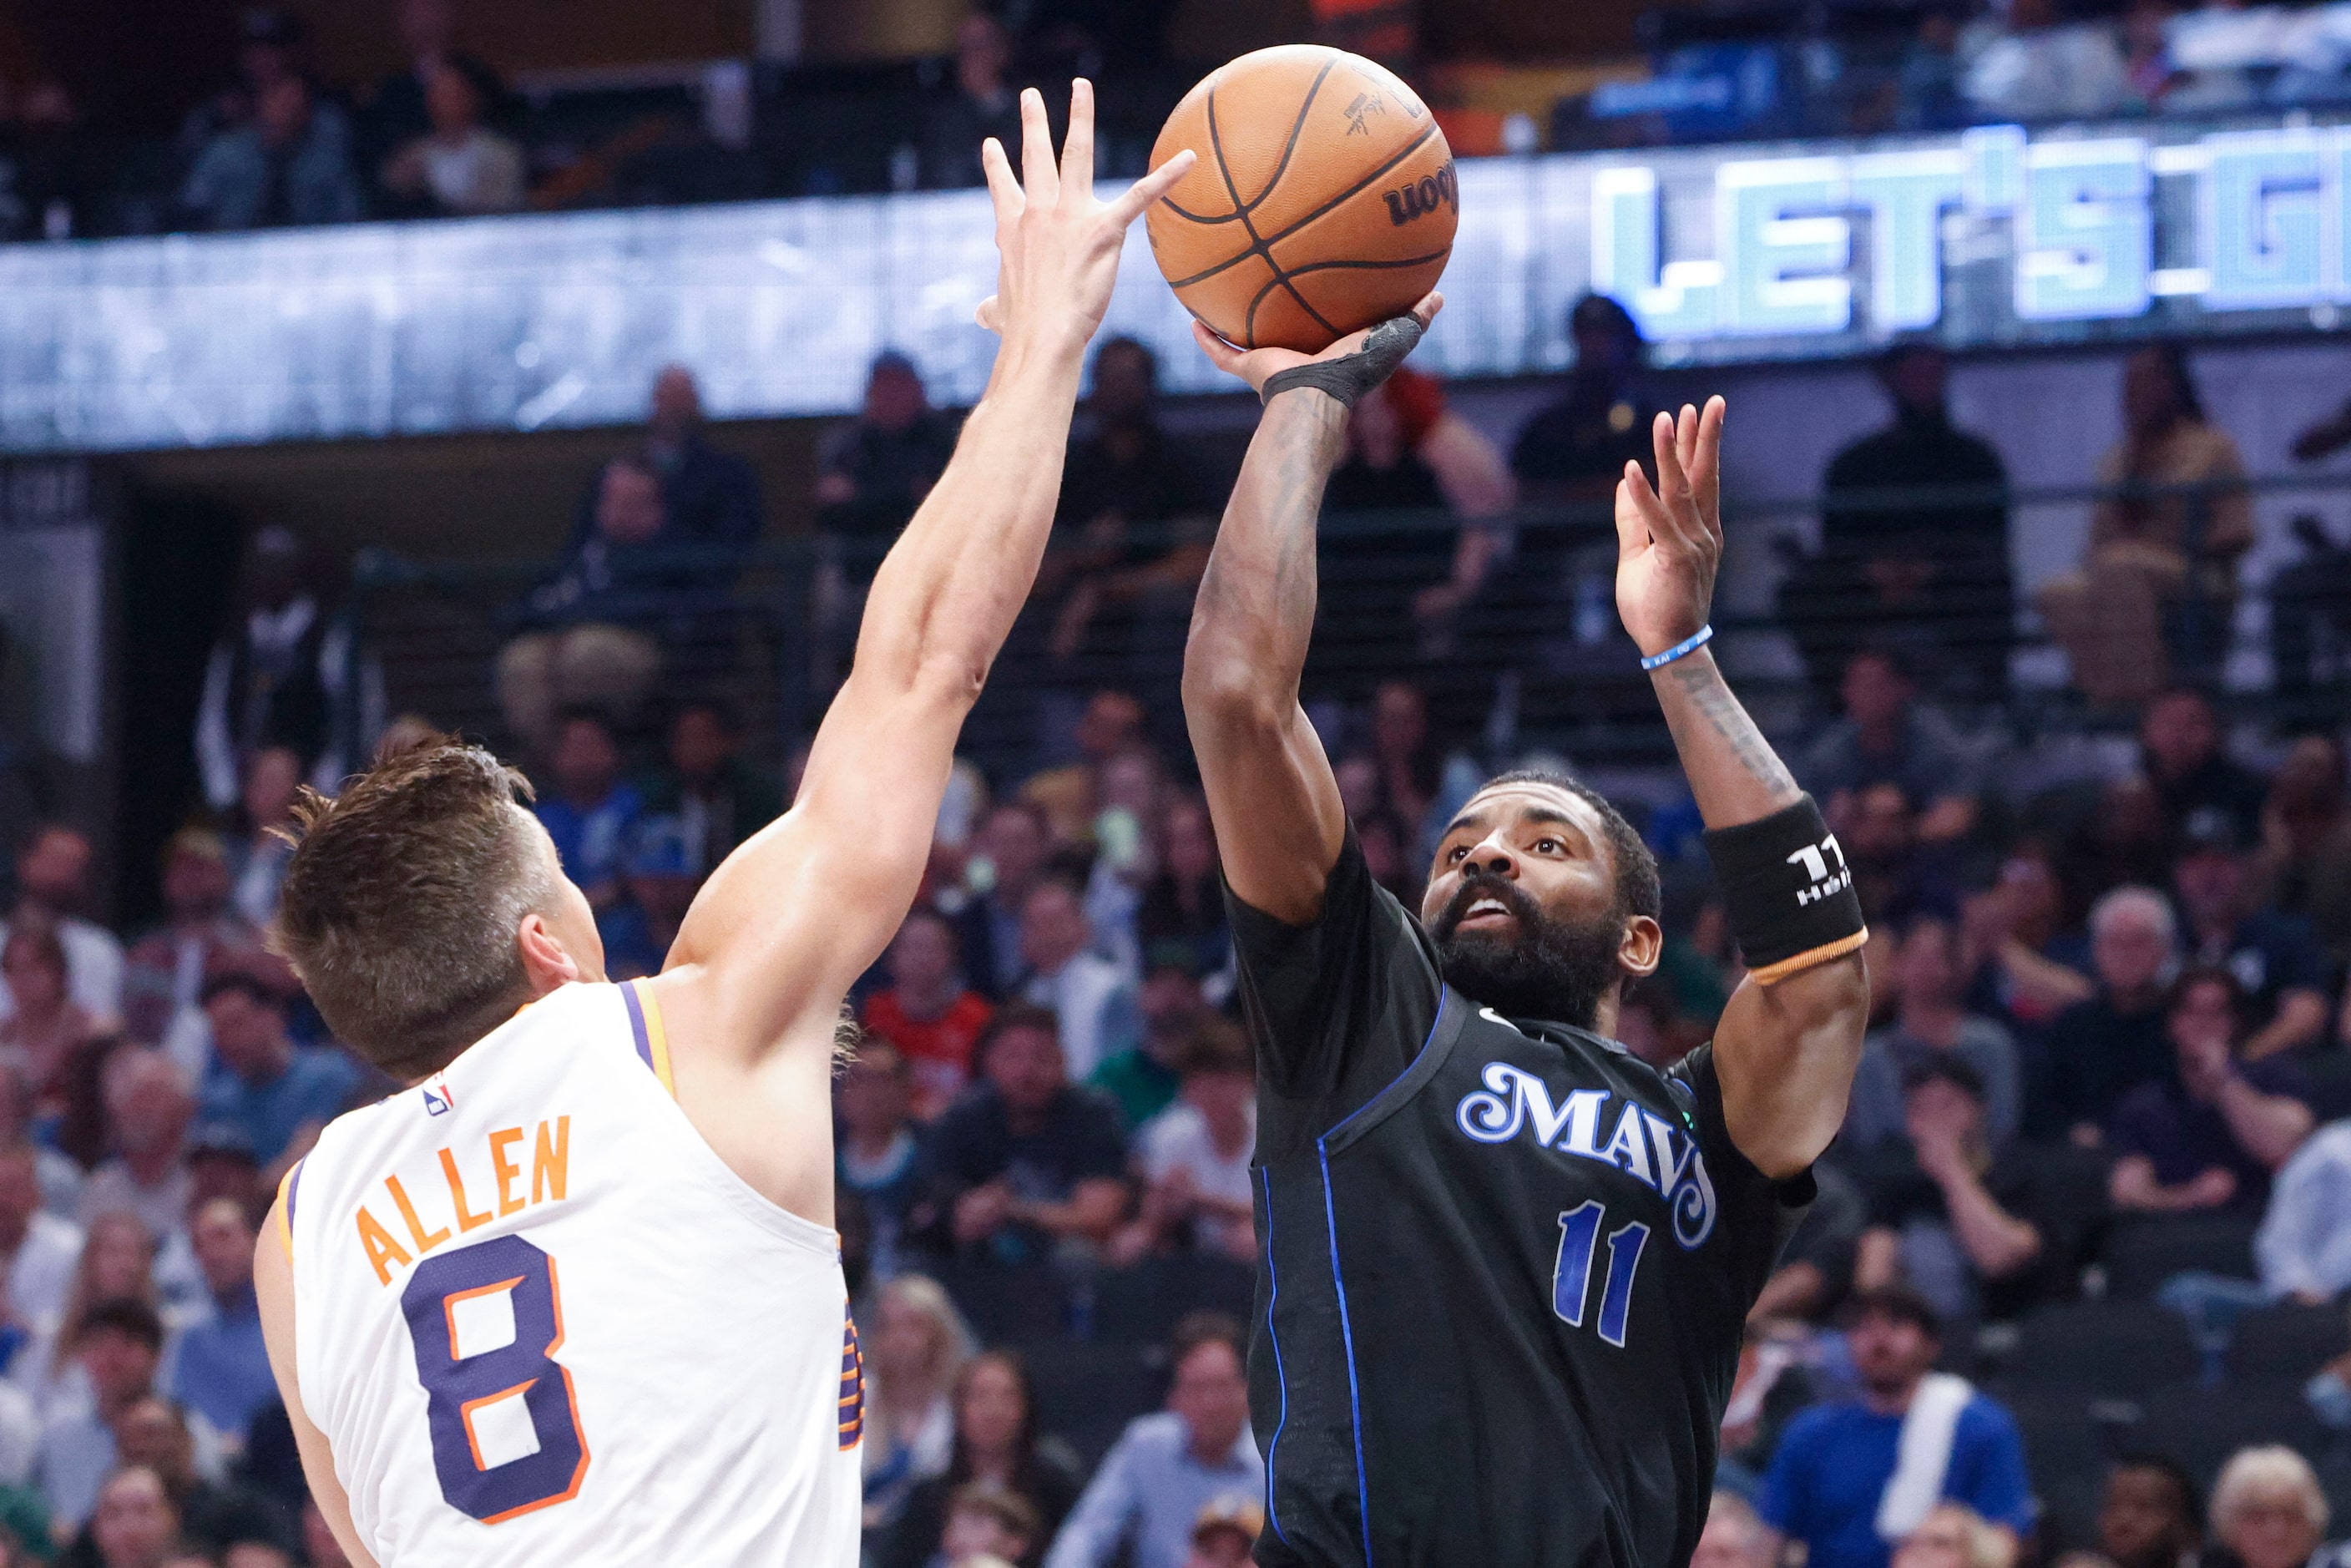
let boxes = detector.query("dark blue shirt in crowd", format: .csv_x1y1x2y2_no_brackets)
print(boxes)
2109,1056,2311,1210
2032,993,2171,1139
172,1287,278,1444
2192,909,2332,1028
200,1048,361,1166
1760,1392,2035,1568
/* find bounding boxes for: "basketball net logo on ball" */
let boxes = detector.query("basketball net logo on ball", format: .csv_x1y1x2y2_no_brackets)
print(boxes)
1145,45,1458,354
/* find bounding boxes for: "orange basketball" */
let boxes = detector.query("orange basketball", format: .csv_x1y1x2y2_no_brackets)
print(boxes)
1145,46,1456,354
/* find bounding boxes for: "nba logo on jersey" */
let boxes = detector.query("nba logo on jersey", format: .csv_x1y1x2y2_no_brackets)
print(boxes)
421,1078,455,1117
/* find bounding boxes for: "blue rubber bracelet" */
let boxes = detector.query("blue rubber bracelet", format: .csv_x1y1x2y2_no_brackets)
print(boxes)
1641,625,1714,671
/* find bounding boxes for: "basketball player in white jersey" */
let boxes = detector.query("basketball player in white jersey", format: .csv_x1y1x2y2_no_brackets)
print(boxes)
252,84,1196,1567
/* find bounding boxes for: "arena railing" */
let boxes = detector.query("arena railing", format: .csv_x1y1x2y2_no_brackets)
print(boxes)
345,470,2351,784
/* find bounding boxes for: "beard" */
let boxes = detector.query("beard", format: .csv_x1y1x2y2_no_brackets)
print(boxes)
1431,871,1627,1029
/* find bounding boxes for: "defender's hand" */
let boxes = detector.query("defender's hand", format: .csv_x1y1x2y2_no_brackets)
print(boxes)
973,81,1196,355
1192,292,1443,396
1615,397,1727,659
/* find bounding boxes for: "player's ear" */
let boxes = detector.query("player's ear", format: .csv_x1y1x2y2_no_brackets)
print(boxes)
516,912,582,996
1615,913,1664,982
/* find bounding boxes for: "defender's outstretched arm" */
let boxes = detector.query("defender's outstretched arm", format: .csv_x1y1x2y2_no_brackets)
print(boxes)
666,87,1194,1054
1181,299,1439,925
1616,402,1870,1180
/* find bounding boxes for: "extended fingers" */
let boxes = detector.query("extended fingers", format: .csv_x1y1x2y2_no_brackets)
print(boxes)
1109,148,1197,227
1018,88,1058,207
1060,78,1095,195
981,137,1022,229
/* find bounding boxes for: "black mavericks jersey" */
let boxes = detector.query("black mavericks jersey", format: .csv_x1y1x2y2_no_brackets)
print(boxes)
1233,832,1812,1568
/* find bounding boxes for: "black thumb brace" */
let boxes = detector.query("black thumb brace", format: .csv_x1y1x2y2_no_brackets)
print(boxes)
1260,311,1428,409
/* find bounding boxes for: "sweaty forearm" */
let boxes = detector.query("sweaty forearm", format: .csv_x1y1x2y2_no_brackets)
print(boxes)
1183,392,1347,705
1650,649,1800,829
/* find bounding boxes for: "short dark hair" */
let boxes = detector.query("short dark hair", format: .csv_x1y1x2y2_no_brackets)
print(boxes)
1475,768,1662,924
1170,1310,1247,1371
974,1004,1060,1076
1844,1284,1941,1341
198,969,283,1011
2111,1452,2202,1523
1902,1055,1987,1102
2168,964,2247,1027
1173,1018,1251,1079
79,1296,165,1353
272,738,556,1081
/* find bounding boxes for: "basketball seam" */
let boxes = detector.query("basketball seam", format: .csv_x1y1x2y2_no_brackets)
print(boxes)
1282,249,1452,276
1155,58,1334,229
1245,58,1339,218
1159,118,1447,306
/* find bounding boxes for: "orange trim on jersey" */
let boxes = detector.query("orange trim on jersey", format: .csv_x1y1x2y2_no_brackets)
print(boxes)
479,1252,590,1525
273,1164,298,1262
442,1275,527,1361
1747,928,1870,987
632,979,676,1097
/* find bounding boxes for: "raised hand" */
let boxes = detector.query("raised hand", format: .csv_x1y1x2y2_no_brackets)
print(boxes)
1615,397,1727,658
1191,291,1443,396
974,81,1196,356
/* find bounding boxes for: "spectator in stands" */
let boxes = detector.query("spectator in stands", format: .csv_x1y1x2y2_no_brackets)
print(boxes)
2096,1454,2204,1568
357,0,502,175
1044,1313,1262,1568
817,353,959,567
0,1139,83,1335
1135,797,1231,999
1018,878,1139,1083
225,748,301,933
1890,1503,2010,1568
919,10,1024,190
1758,1287,2032,1568
37,1301,196,1530
1511,295,1658,507
1313,367,1513,703
934,1480,1039,1568
195,526,372,815
837,1045,924,1283
1697,1491,1777,1568
957,802,1052,1001
168,1200,272,1446
530,711,640,913
1797,347,2013,703
176,8,306,160
1181,1500,1264,1568
2040,887,2181,1141
1040,337,1211,716
0,81,96,242
864,910,994,1120
635,701,780,880
1801,650,1986,847
1843,782,1954,927
594,817,695,980
920,1006,1127,1263
1110,1019,1254,1266
879,1350,1086,1568
1853,1060,2054,1324
1958,847,2095,1045
2,826,124,1022
2141,686,2268,847
121,832,258,1050
37,1210,162,1402
2040,350,2254,704
2172,809,2331,1060
83,1464,179,1568
2257,1109,2351,1302
2208,1447,2333,1568
377,58,526,218
78,1051,194,1249
1016,690,1147,852
1,917,119,1113
1090,943,1212,1131
2108,968,2312,1216
100,1394,291,1561
861,1275,973,1535
195,969,357,1175
1845,912,2024,1155
180,73,363,232
2268,513,2351,727
635,367,763,555
2252,736,2351,969
1959,0,2131,123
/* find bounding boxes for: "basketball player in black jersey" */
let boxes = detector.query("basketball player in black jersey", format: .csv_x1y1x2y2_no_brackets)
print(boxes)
1180,297,1873,1568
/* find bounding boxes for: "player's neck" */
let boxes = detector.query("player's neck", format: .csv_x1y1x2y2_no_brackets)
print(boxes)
1862,1373,1924,1416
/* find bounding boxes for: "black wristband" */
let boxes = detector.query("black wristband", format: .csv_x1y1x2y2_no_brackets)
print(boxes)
1701,794,1868,984
1261,311,1427,409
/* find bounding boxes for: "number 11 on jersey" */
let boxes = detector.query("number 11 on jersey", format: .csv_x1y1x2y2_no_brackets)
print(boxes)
1553,1201,1651,1348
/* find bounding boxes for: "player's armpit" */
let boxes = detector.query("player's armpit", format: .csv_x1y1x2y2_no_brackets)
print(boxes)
1710,954,1871,1181
255,1197,382,1568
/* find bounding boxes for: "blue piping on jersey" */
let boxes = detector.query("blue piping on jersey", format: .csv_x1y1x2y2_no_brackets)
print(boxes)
1259,1168,1291,1546
1307,986,1448,1568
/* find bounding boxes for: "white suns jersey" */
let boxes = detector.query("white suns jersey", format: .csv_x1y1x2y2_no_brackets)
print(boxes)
281,979,862,1566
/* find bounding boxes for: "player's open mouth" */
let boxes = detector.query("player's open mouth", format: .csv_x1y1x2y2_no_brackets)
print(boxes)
1459,898,1514,928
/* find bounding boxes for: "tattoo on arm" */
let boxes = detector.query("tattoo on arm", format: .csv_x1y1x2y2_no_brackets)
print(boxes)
1195,397,1346,677
1666,659,1798,797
